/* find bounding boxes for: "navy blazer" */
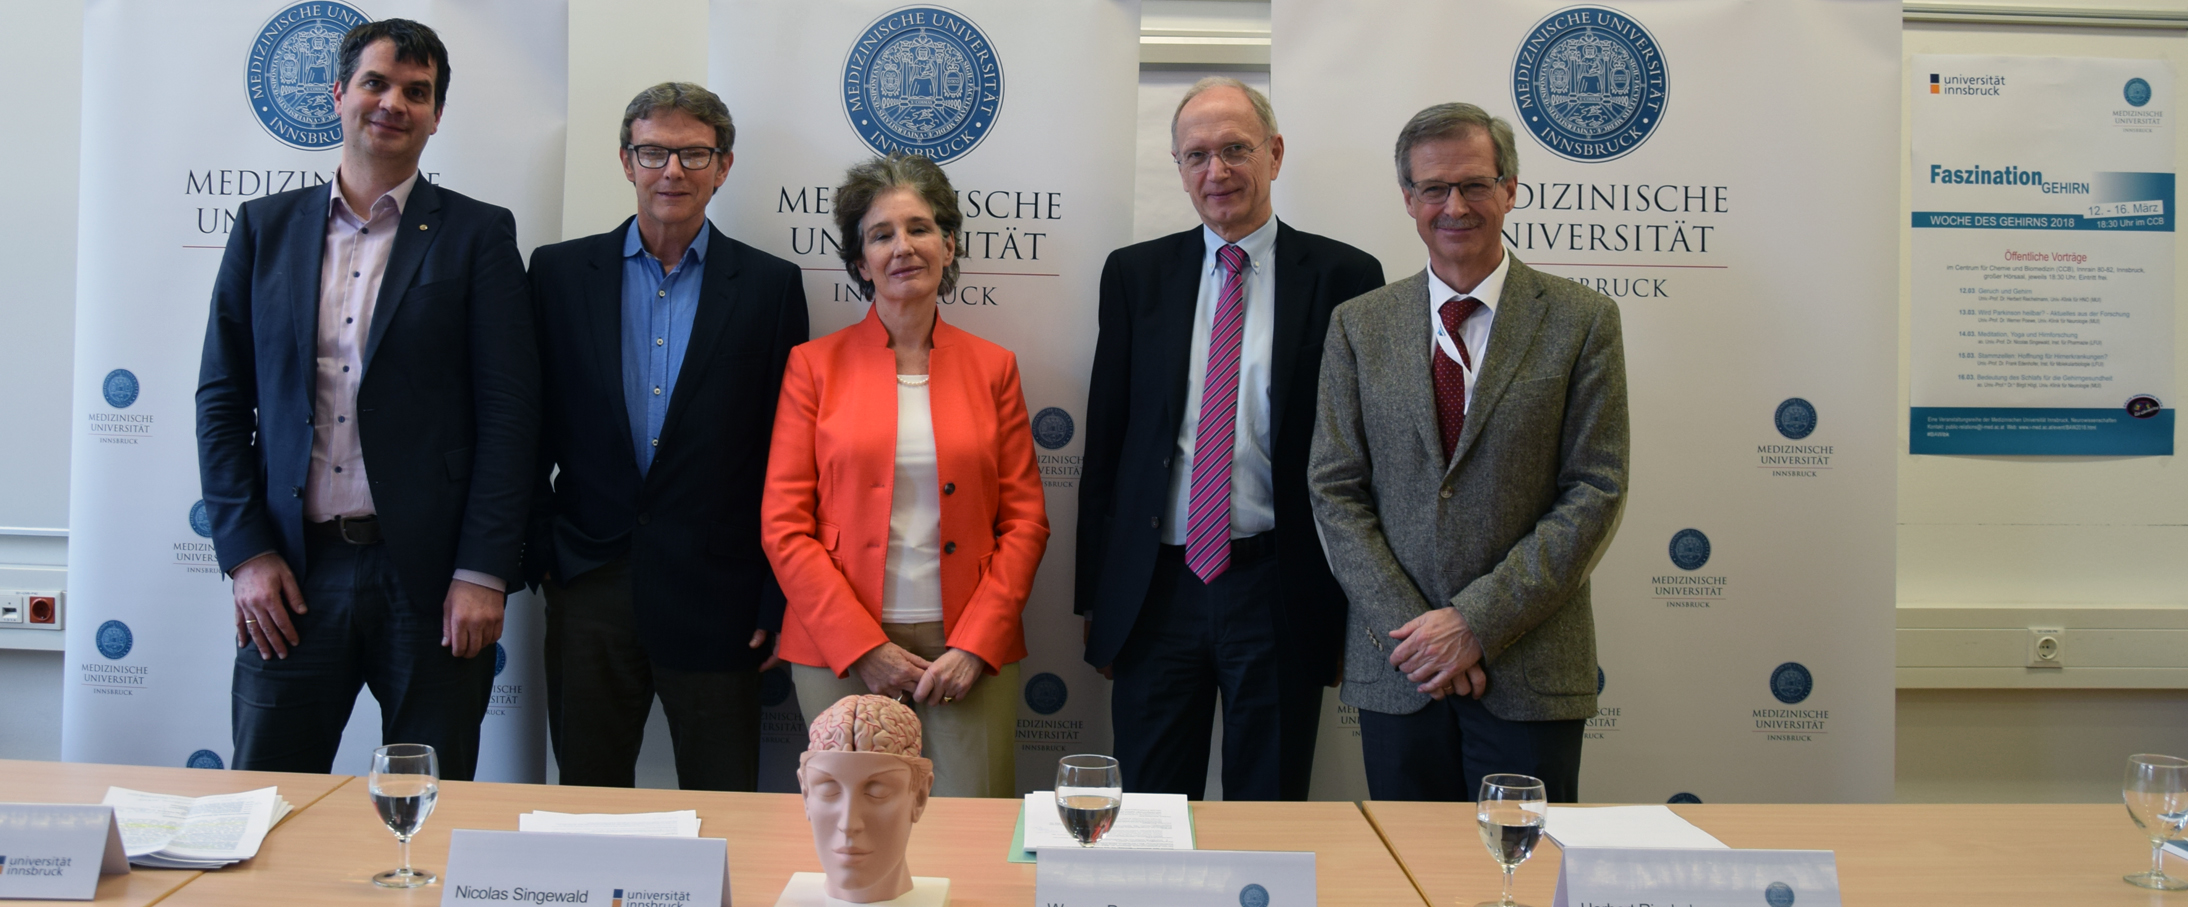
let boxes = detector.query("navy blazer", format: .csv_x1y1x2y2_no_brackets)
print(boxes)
197,177,541,607
525,219,808,672
1076,221,1385,673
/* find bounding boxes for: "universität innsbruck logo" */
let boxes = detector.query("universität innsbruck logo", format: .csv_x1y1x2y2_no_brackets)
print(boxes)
1511,6,1667,162
248,2,371,151
842,6,1003,164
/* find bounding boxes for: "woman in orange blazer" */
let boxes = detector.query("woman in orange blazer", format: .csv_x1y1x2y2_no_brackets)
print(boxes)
762,153,1049,798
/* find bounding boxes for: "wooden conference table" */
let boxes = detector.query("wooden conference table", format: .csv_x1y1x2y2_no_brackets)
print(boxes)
7,758,2178,906
1365,800,2175,907
0,760,352,907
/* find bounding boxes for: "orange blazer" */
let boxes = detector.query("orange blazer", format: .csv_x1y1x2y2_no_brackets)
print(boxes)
762,306,1050,676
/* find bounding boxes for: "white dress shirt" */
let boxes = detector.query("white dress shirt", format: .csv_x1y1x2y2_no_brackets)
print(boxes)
1162,217,1278,545
882,377,945,624
1424,246,1513,413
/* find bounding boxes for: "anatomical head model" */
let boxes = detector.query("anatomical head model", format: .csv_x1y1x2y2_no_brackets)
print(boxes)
798,694,935,903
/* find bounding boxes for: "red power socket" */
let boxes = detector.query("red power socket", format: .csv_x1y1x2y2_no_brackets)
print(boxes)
27,595,56,624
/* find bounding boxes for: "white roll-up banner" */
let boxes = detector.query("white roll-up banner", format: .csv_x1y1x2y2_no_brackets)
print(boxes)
710,0,1141,792
65,0,566,780
1271,0,1900,802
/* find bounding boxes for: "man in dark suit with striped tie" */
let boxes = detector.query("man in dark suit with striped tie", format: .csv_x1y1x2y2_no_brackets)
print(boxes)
1077,78,1383,800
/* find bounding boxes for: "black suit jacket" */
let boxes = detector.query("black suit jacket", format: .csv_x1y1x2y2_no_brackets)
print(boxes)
1076,220,1384,673
525,219,809,672
197,177,540,607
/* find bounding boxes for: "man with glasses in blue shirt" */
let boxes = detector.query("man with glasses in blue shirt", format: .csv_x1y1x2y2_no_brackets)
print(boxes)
525,82,808,790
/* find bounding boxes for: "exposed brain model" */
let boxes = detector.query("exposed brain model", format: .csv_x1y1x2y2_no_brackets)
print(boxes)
807,694,924,757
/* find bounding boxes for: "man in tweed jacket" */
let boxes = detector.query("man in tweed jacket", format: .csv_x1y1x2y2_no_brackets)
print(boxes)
1309,103,1629,802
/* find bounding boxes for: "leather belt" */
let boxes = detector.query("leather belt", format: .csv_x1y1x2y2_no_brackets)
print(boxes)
1160,531,1277,569
304,515,383,546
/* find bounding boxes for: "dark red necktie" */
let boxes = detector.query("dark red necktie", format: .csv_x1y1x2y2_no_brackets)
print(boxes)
1433,296,1481,463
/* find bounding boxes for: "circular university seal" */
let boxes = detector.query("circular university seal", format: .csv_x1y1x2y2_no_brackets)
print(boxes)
1765,881,1797,907
841,6,1003,164
1031,407,1075,450
189,500,214,538
246,1,371,151
1667,528,1711,571
2125,77,2153,108
1769,662,1813,705
186,749,226,770
492,642,508,676
761,667,795,708
102,369,140,409
1666,792,1703,804
1239,883,1271,907
2125,395,2161,419
1774,398,1818,440
1023,672,1068,716
96,619,134,661
1596,666,1606,695
1511,6,1668,162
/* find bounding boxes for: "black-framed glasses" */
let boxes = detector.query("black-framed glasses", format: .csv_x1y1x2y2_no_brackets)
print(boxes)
1175,137,1271,173
1407,176,1508,205
625,144,722,170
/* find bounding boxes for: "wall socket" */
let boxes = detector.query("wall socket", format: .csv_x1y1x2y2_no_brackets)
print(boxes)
2026,626,2066,668
0,591,64,629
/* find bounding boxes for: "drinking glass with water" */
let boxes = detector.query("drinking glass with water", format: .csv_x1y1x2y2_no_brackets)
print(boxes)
2122,753,2188,890
1055,754,1123,847
1475,773,1548,907
369,743,440,889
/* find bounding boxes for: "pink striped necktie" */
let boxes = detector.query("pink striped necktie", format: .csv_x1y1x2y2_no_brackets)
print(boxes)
1186,243,1249,584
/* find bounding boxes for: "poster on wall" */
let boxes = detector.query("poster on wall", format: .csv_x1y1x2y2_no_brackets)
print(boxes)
1911,55,2176,455
1272,0,1900,802
65,0,565,780
709,0,1139,791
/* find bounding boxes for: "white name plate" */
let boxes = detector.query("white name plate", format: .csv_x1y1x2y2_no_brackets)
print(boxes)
0,804,129,901
442,829,730,907
1035,848,1314,907
1553,846,1840,907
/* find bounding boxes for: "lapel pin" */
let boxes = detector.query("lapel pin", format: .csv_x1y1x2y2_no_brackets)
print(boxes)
419,224,429,231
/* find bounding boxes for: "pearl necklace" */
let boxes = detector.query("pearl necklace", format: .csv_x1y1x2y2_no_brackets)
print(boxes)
896,374,930,387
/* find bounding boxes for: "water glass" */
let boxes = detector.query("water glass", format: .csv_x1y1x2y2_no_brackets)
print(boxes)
1055,754,1123,847
368,743,440,888
1475,774,1548,907
2123,753,2188,890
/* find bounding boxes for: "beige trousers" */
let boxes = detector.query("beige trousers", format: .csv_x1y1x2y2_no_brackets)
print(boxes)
791,621,1019,797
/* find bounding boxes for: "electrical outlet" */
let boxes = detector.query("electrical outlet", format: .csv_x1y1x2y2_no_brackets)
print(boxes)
2027,626,2066,668
0,591,64,630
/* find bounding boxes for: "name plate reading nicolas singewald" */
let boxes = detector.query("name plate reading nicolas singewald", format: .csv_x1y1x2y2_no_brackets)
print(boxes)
440,829,727,907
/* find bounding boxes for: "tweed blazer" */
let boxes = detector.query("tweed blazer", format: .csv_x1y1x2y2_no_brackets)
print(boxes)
1308,257,1628,721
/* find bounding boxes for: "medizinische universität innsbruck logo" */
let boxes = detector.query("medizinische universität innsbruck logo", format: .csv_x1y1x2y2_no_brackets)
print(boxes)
842,6,1002,164
1511,6,1667,163
248,1,370,151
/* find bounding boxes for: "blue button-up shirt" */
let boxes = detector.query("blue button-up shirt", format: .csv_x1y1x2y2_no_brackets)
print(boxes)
622,220,709,475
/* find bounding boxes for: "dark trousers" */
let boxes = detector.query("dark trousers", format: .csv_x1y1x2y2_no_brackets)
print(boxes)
1359,692,1585,802
231,537,494,779
544,559,760,791
1111,543,1319,801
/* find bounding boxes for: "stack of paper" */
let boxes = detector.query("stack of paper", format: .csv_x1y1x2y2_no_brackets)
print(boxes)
1544,805,1728,850
1020,792,1192,852
101,786,292,869
517,810,702,837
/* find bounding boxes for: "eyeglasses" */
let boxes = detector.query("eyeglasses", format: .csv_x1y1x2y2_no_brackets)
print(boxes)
625,145,722,170
1175,137,1271,173
1407,176,1509,205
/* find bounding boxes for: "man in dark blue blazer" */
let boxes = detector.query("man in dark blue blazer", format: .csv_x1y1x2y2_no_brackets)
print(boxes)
1077,79,1384,800
525,83,808,791
196,20,538,781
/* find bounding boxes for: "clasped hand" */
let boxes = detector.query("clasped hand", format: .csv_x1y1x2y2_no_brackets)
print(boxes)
1388,606,1488,700
852,642,986,706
